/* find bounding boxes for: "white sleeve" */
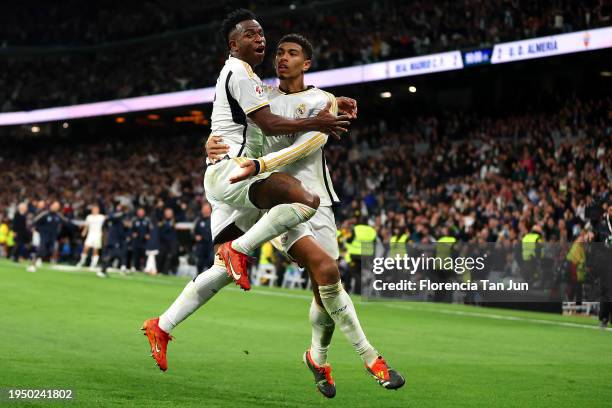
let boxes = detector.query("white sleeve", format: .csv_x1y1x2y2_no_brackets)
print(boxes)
257,131,328,173
229,67,270,115
313,90,338,116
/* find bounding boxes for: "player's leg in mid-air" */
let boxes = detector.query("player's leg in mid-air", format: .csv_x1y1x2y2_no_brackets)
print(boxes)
209,164,320,290
142,170,320,370
287,233,405,393
141,211,242,371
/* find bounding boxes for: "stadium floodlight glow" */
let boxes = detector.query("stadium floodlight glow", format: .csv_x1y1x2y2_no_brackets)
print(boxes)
62,122,69,128
491,26,612,64
380,91,392,98
31,125,40,133
601,71,612,77
408,86,417,93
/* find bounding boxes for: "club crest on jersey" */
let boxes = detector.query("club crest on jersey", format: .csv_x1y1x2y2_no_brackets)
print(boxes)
295,103,306,117
254,84,264,97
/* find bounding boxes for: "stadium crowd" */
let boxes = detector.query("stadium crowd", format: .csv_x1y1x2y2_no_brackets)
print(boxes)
0,96,609,279
2,0,610,111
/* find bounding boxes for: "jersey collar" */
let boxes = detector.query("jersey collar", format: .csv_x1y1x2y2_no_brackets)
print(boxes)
278,85,315,95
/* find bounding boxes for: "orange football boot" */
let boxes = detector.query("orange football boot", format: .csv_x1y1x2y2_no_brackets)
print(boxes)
141,317,172,371
303,350,336,398
217,241,251,291
365,356,406,390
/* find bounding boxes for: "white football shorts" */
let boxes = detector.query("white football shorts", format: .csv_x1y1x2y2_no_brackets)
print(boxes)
272,206,339,259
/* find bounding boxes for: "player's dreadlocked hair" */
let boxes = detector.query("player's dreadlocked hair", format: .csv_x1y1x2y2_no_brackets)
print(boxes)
220,9,257,48
278,33,314,60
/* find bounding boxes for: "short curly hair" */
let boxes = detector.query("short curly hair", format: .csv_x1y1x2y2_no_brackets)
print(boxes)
220,9,257,48
278,33,314,60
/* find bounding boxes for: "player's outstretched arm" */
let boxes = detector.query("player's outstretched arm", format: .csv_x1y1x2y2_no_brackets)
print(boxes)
228,131,327,184
248,104,350,138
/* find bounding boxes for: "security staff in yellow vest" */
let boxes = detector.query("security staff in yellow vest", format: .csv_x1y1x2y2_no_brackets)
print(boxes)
565,232,586,303
434,233,457,302
521,225,543,283
344,217,377,295
0,219,8,257
6,229,15,257
389,228,409,258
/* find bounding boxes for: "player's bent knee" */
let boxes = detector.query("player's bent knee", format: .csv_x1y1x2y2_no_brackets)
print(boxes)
289,202,317,222
305,193,320,210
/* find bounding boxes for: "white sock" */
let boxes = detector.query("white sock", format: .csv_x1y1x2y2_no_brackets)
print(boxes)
231,203,316,254
78,253,87,266
158,263,231,333
309,299,335,366
91,255,99,268
318,281,378,366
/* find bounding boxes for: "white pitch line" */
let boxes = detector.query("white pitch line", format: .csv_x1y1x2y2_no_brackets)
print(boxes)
40,263,611,333
381,303,612,332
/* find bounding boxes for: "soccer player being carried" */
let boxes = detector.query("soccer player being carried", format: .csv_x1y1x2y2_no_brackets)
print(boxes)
210,32,405,396
76,204,106,274
142,10,404,396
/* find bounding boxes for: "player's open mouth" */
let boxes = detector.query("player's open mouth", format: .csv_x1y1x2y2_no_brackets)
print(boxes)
277,64,288,72
254,46,265,55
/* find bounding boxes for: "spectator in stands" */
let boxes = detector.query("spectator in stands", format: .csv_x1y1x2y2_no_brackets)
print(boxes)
158,207,178,275
1,0,608,111
11,203,29,262
101,204,129,274
130,207,152,272
29,201,69,272
192,203,213,274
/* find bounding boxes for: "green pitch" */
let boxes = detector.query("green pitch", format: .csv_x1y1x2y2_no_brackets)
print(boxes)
1,259,611,407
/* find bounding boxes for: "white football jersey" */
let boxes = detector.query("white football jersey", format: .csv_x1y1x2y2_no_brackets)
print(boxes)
85,214,106,237
210,56,269,159
262,86,340,207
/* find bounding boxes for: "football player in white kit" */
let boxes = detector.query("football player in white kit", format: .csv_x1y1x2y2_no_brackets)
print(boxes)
196,9,352,294
142,24,404,396
142,8,352,370
210,34,405,396
76,205,106,274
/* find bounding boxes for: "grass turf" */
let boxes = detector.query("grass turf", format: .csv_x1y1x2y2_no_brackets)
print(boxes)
1,259,611,407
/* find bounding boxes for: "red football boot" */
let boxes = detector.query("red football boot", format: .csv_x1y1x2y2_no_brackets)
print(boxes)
303,350,336,398
217,241,251,291
141,317,172,371
365,356,406,390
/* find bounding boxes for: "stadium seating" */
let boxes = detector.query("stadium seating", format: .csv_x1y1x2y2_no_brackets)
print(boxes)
1,0,609,111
